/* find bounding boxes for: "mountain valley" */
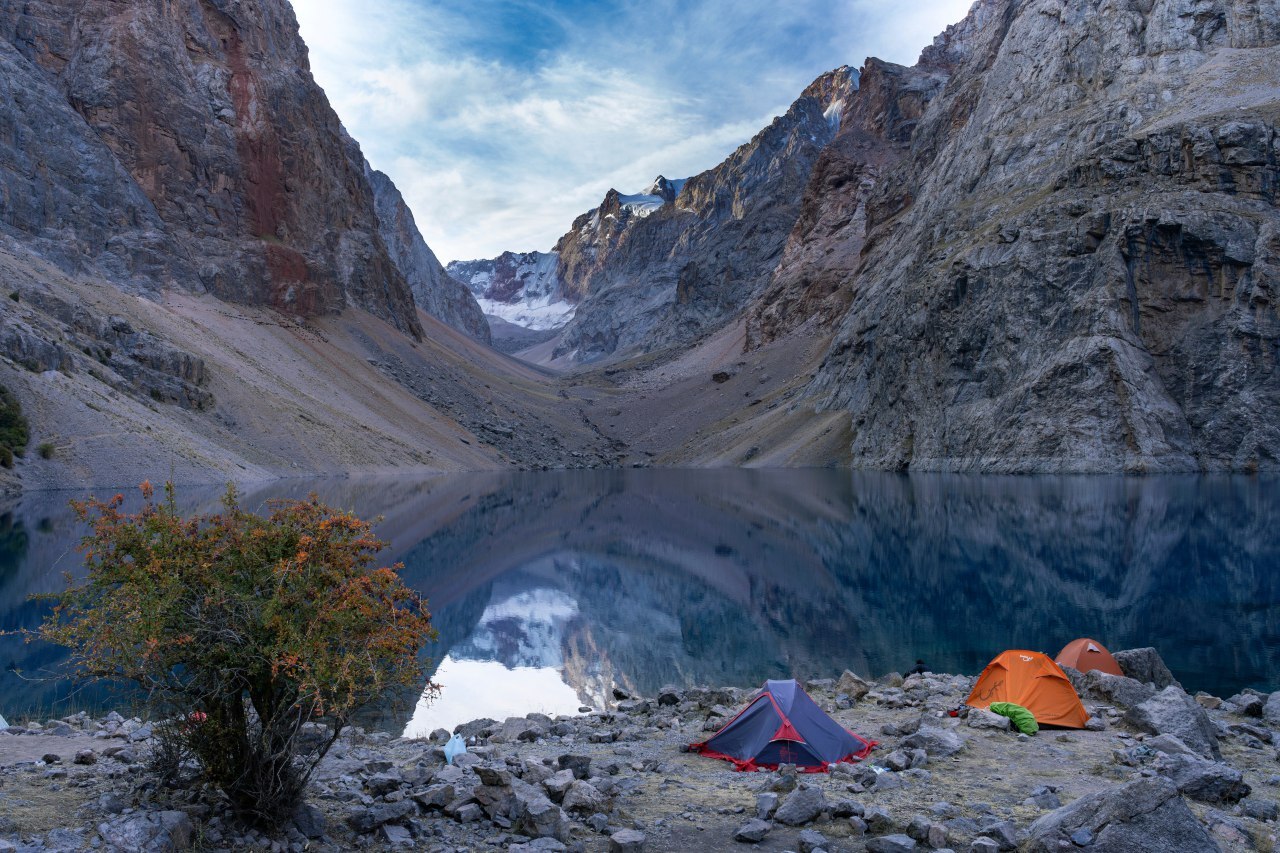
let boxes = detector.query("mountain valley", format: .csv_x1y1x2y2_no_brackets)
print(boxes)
1,0,1278,496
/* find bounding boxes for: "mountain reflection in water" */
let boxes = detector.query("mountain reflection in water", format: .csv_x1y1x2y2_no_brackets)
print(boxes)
2,470,1277,734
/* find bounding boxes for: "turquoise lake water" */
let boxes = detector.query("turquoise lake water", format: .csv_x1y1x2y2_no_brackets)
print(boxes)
2,470,1277,732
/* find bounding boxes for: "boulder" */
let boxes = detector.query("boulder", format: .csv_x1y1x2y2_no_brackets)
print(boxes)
1226,692,1264,717
510,840,567,853
609,828,646,852
346,801,414,833
1025,777,1217,852
97,811,194,853
1144,734,1202,757
1113,648,1180,690
901,725,967,757
561,780,607,814
966,709,1011,731
1263,691,1280,726
734,818,772,843
798,828,827,853
1126,687,1221,760
1075,669,1157,709
1153,753,1251,804
837,670,873,701
866,835,917,852
291,803,327,840
756,792,779,819
544,769,576,800
774,783,827,826
557,754,592,780
490,716,548,743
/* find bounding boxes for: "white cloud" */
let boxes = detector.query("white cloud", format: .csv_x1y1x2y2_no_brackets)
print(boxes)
292,0,974,263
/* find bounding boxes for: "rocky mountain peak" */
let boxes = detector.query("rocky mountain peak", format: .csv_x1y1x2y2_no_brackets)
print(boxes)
0,0,433,338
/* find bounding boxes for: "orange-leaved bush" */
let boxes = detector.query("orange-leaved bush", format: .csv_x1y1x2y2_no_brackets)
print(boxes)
40,482,437,823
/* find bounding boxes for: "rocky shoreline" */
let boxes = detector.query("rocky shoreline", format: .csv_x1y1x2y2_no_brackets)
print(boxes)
1,650,1277,852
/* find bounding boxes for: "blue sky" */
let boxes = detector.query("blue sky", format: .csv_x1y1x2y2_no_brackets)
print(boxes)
292,0,974,263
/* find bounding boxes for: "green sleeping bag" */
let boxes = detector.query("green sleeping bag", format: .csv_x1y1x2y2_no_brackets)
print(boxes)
988,702,1039,735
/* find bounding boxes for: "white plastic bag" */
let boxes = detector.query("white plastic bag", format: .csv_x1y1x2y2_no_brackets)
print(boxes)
443,732,467,765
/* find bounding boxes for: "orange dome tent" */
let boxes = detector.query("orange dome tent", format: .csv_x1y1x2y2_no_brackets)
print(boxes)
1055,637,1123,677
966,650,1089,729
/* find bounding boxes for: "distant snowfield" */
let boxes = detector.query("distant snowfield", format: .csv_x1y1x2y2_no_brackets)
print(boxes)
477,296,576,330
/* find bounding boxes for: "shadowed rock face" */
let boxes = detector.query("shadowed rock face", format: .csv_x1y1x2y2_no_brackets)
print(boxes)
0,0,422,337
764,0,1280,472
368,168,490,343
550,68,858,363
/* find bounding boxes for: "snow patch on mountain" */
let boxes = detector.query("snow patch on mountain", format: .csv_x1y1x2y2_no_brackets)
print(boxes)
476,295,576,330
447,250,575,331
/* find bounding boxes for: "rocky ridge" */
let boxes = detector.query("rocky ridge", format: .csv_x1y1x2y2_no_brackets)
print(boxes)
0,0,427,336
552,68,857,363
1,649,1277,852
775,0,1280,471
367,168,489,343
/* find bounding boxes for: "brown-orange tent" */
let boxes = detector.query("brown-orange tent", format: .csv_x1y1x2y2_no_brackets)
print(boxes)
1055,637,1123,677
966,650,1089,729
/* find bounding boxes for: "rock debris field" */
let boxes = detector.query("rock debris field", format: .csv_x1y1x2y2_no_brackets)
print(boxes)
1,650,1277,852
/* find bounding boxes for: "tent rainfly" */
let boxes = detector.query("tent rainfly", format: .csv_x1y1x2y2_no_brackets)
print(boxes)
967,650,1090,729
690,679,875,771
1055,637,1124,677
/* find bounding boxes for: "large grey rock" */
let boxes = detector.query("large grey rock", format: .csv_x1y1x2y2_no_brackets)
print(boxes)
1113,649,1181,690
1126,686,1221,760
1153,753,1252,804
609,829,646,852
774,782,827,826
1263,691,1280,726
966,708,1011,731
734,818,772,842
866,835,917,852
1026,777,1218,852
561,780,607,814
837,669,874,701
901,725,968,757
488,716,548,744
1075,669,1157,709
346,801,414,833
97,810,193,852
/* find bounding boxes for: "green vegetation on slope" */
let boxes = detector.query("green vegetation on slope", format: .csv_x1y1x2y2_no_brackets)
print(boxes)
0,385,29,468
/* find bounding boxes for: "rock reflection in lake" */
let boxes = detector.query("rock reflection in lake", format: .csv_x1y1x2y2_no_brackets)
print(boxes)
1,471,1277,735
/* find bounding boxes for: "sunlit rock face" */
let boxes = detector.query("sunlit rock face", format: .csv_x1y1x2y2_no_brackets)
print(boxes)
0,0,423,335
549,68,858,363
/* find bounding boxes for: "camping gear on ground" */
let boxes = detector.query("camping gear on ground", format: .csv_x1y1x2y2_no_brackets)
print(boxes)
966,649,1089,729
690,678,876,771
1055,637,1123,677
0,713,7,730
989,701,1039,734
444,733,467,765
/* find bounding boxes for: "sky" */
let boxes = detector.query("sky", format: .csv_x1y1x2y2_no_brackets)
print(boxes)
291,0,975,264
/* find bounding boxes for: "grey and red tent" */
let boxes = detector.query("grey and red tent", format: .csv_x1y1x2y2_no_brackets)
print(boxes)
690,679,875,771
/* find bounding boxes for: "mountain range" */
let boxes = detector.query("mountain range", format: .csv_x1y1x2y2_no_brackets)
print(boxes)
1,0,1277,495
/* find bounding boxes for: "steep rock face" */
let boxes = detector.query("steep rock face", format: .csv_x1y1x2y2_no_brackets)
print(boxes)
777,0,1280,472
552,68,858,362
367,168,489,343
749,59,948,347
0,0,421,337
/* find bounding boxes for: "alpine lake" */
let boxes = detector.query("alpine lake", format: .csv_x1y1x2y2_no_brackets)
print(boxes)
2,469,1277,735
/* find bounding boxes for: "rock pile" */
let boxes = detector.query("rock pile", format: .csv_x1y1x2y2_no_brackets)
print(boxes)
1,651,1278,851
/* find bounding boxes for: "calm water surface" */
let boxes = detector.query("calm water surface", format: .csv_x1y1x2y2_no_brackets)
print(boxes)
2,470,1277,734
